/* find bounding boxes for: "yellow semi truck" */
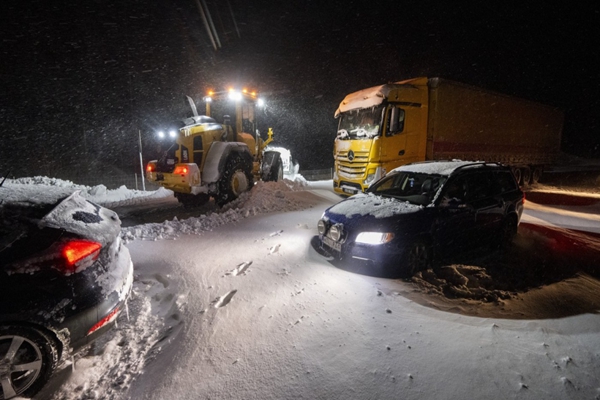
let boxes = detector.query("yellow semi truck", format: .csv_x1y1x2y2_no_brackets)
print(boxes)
333,77,564,195
146,89,284,206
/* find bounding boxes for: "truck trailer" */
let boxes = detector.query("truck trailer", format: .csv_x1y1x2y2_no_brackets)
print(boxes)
333,77,564,195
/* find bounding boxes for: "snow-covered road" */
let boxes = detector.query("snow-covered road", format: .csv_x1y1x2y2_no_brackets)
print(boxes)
119,188,600,399
3,177,599,400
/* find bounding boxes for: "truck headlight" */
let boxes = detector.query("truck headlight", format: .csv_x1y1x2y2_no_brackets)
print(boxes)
363,167,383,187
363,173,376,185
355,232,394,245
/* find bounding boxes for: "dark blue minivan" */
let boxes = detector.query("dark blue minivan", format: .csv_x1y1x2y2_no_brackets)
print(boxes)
317,161,524,276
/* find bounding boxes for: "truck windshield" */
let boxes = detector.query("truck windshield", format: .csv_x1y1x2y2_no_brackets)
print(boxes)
367,171,447,206
337,105,384,139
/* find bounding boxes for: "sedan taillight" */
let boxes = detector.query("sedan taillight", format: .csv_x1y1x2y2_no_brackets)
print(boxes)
61,240,102,273
88,306,120,336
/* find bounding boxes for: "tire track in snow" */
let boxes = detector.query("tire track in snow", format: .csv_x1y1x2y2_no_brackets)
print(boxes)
225,261,252,277
214,290,237,308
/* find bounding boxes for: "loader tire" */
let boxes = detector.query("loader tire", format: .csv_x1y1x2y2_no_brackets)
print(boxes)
216,154,253,206
269,158,284,182
262,151,283,182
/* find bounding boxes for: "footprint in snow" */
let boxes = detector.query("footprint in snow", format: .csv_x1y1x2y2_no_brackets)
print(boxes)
226,261,253,276
268,244,281,254
214,290,237,308
270,230,284,237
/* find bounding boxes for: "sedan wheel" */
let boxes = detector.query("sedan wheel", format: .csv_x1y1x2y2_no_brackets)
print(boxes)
0,327,58,400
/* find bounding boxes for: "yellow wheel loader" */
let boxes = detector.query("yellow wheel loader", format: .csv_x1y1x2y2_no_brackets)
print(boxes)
146,89,284,206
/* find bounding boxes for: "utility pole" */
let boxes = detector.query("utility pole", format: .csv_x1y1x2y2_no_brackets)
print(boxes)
138,130,146,191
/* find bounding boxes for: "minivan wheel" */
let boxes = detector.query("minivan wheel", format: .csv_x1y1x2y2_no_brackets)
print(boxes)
498,216,518,249
0,326,59,399
404,241,431,276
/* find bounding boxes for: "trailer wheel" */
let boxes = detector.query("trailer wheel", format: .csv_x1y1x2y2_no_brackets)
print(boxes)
531,167,543,184
216,154,253,206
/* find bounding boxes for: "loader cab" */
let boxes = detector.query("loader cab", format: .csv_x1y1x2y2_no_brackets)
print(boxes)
203,88,264,141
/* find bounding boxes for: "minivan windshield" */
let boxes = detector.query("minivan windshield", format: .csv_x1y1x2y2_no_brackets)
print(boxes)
337,105,384,139
367,171,447,206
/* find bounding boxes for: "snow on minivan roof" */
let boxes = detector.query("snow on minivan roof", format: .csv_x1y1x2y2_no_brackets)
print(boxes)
390,160,491,176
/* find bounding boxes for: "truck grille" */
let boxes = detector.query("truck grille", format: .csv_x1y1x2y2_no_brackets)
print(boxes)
336,150,369,178
337,150,370,163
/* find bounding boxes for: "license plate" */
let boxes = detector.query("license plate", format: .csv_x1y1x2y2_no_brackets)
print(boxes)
342,187,357,194
167,159,175,165
321,235,342,252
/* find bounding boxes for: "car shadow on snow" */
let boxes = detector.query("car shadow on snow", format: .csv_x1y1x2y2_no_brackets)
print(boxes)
311,225,600,320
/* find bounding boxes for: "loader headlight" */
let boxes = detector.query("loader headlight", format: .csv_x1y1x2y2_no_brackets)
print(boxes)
157,131,165,139
169,130,177,138
355,232,394,245
228,90,242,102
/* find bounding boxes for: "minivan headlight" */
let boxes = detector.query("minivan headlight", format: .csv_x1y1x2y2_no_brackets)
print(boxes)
355,232,394,245
329,224,342,241
317,219,327,235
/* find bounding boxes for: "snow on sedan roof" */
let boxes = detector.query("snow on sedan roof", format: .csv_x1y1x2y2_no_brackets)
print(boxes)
390,160,484,176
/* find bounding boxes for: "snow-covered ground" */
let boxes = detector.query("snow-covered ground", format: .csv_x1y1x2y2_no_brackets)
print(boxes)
2,176,600,400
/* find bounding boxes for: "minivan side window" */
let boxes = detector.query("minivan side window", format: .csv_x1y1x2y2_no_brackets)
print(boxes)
440,176,467,205
463,171,493,202
493,171,518,195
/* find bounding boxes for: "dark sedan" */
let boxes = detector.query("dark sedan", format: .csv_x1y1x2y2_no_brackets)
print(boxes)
0,191,133,399
317,161,524,276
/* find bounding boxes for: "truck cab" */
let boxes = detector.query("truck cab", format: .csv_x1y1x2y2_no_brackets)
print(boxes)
333,77,429,195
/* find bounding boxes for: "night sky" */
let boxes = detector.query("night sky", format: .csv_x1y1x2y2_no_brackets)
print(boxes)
1,1,599,180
